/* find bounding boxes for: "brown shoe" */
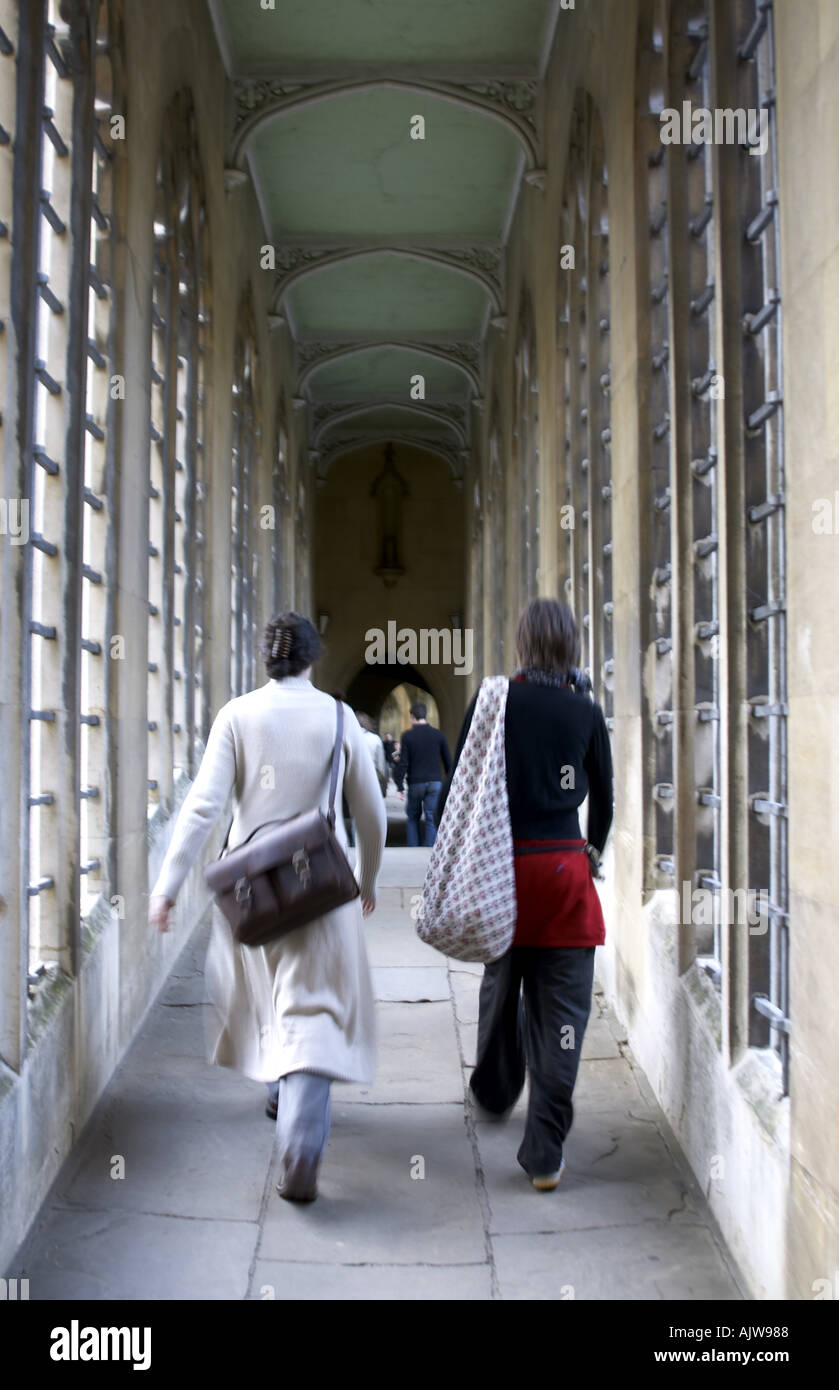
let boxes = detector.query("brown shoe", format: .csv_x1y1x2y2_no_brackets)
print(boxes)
276,1155,318,1203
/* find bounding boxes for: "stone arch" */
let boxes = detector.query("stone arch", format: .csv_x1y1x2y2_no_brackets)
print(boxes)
231,77,540,173
272,245,503,316
299,341,481,397
344,662,441,728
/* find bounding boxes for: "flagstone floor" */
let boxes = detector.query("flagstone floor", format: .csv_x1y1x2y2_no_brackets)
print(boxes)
10,835,745,1301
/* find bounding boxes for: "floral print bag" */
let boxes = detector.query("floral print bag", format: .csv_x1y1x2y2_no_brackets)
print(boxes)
417,676,516,962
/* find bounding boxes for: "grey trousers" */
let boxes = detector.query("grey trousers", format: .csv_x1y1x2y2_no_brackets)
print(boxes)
267,1072,332,1165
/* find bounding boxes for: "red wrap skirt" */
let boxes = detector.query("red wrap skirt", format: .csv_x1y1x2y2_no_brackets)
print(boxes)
512,838,605,948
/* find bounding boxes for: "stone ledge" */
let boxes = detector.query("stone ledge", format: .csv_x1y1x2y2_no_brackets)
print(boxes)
732,1048,789,1149
682,957,723,1050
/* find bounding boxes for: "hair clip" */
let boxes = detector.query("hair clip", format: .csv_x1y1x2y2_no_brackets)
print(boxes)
272,625,292,661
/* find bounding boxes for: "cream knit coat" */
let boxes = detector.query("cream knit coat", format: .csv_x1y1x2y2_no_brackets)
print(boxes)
150,676,387,1084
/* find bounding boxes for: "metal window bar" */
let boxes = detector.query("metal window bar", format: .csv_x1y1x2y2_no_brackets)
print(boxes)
590,150,613,725
173,342,189,774
735,0,789,1089
564,131,592,678
230,407,244,697
243,391,257,692
230,333,261,698
79,66,115,910
173,199,209,777
193,266,210,752
170,219,201,770
684,0,723,974
558,198,575,632
147,213,169,806
25,0,74,975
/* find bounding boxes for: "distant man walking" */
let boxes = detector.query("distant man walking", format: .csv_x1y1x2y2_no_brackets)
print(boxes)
398,702,451,847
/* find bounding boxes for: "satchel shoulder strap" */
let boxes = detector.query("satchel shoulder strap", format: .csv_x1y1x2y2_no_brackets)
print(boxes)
326,698,344,828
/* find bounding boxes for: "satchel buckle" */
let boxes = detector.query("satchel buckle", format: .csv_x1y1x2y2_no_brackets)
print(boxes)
292,848,311,888
234,876,253,907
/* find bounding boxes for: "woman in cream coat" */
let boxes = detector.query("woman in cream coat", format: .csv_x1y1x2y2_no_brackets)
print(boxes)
148,612,386,1202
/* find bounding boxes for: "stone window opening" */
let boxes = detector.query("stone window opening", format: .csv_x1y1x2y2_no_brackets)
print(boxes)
559,92,613,724
230,301,260,698
147,90,210,812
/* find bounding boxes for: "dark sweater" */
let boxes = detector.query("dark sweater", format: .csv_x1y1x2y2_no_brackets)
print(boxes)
438,677,613,851
397,723,452,786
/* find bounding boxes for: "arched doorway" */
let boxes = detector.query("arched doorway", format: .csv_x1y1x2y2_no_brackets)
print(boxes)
378,683,440,741
344,663,444,847
344,662,440,731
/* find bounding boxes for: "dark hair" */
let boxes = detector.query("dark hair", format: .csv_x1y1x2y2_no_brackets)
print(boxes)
355,711,376,733
261,611,322,680
515,598,580,675
410,702,427,720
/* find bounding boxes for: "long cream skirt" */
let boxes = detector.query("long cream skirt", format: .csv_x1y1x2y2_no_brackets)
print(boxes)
203,897,377,1085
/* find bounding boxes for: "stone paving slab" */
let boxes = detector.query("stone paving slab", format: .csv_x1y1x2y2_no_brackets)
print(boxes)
451,980,621,1056
580,1015,623,1060
460,1054,646,1126
459,1021,478,1069
258,1104,486,1266
373,848,432,888
449,959,484,976
128,999,214,1064
159,957,211,1006
373,886,405,911
572,1057,648,1113
49,1071,273,1223
450,970,481,1025
17,1207,257,1300
339,1001,463,1104
477,1107,699,1235
250,1258,492,1301
362,913,442,968
493,1222,742,1301
371,966,450,1001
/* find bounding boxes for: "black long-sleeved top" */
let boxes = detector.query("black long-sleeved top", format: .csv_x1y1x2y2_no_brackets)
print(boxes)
396,723,452,787
437,677,613,852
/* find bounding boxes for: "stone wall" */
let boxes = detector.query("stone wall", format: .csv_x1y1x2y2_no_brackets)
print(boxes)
773,0,839,1303
0,0,308,1272
467,0,839,1300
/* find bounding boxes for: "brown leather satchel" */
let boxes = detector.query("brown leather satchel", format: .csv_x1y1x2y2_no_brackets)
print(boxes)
204,700,359,948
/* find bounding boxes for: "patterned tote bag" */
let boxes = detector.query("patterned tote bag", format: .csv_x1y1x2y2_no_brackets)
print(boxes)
416,675,516,962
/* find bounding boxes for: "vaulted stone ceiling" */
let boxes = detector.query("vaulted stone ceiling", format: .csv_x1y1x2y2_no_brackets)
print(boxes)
207,0,561,482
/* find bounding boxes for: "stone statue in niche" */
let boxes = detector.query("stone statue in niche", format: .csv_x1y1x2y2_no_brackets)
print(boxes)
370,443,409,587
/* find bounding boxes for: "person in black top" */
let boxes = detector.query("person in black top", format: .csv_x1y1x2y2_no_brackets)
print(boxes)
438,597,613,1191
438,654,612,855
398,702,452,846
